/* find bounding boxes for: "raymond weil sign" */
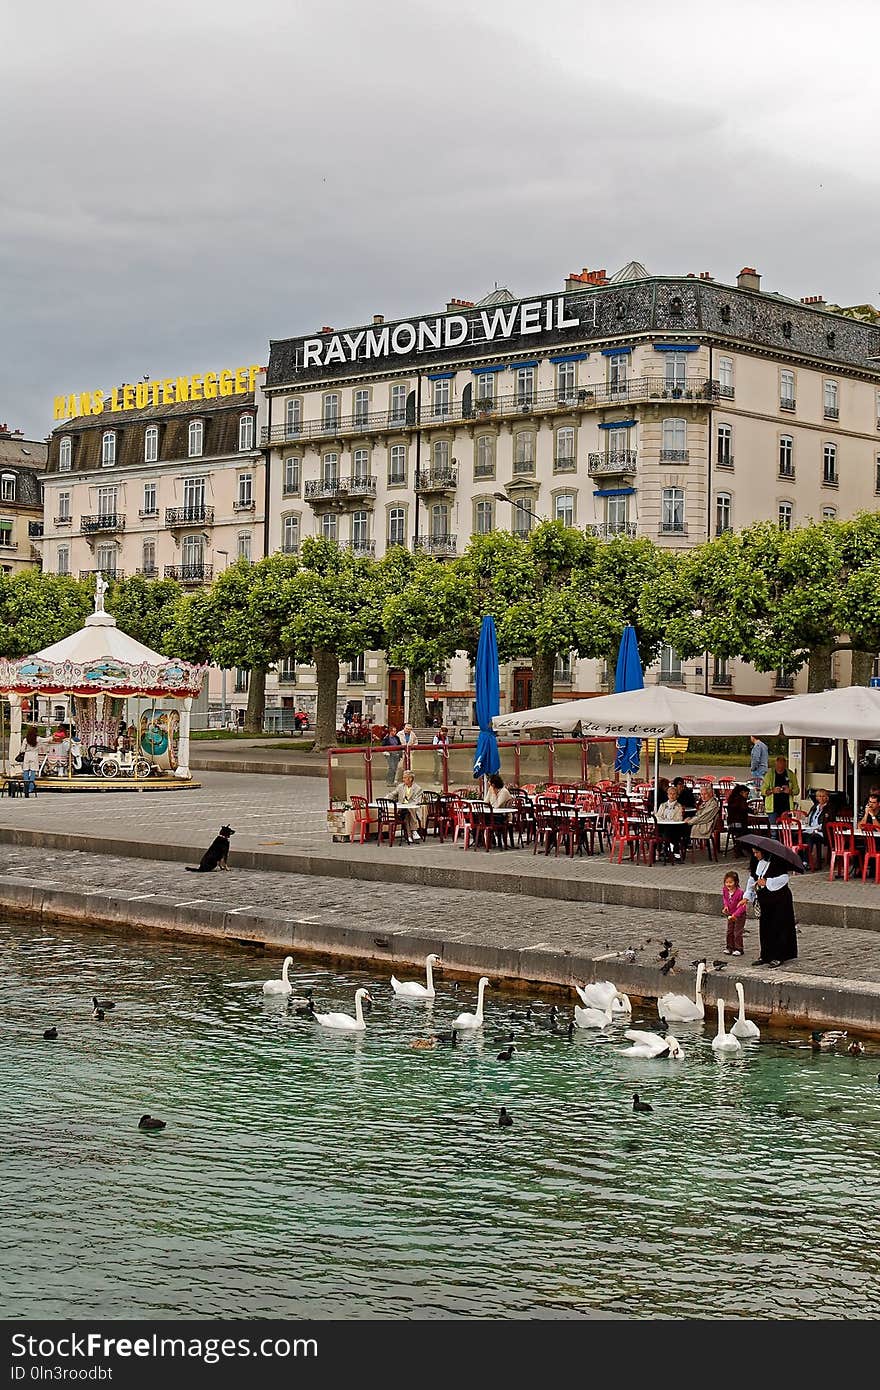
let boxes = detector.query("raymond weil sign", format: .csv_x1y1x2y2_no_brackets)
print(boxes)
300,296,580,369
53,365,263,422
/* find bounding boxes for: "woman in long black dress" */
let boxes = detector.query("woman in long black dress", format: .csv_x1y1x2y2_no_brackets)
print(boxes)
745,852,798,965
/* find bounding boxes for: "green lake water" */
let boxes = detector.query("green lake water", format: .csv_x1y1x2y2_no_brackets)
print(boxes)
2,916,879,1319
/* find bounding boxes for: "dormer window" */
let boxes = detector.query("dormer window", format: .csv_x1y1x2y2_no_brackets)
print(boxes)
1,474,15,502
59,437,72,471
188,419,204,458
101,431,116,467
238,413,255,451
144,425,159,463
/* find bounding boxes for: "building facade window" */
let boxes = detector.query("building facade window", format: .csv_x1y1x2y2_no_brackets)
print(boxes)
183,476,206,512
780,369,795,409
141,539,156,575
605,494,629,532
278,657,296,683
712,655,730,686
475,434,495,479
351,510,369,545
432,379,451,418
513,431,535,475
59,437,72,470
556,360,576,402
321,452,338,485
659,645,683,683
96,543,118,575
389,383,407,424
779,435,794,478
433,439,450,472
387,506,406,546
348,653,366,683
474,498,494,535
322,393,339,428
57,545,69,575
554,492,575,527
283,456,301,495
97,485,117,519
0,474,15,502
660,417,687,460
664,354,686,393
237,531,252,560
554,651,573,682
716,423,733,466
876,455,880,493
321,512,337,541
182,535,204,569
101,431,117,467
285,398,302,438
555,425,575,471
144,425,158,463
57,491,70,521
511,499,534,536
822,506,837,521
353,389,370,426
778,501,793,530
235,668,249,693
389,443,406,485
515,367,535,406
823,379,839,419
352,447,369,483
282,514,300,552
607,354,628,393
237,472,253,507
238,414,255,451
187,420,203,458
475,372,495,406
717,356,734,397
431,502,450,539
661,487,685,533
715,492,732,534
822,442,838,485
142,482,157,515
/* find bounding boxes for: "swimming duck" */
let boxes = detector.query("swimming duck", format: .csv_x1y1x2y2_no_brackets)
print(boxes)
496,1045,516,1061
138,1115,166,1131
811,1030,847,1051
847,1040,865,1056
93,1007,105,1021
92,996,115,1012
632,1093,653,1113
43,1027,58,1040
498,1107,513,1128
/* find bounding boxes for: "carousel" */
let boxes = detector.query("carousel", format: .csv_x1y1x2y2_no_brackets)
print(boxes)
0,574,206,791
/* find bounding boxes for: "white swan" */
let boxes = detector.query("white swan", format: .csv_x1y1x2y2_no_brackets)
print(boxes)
619,1029,685,1059
658,961,705,1023
314,987,372,1032
391,953,441,999
711,997,742,1054
262,955,294,996
452,976,490,1030
573,1004,613,1029
576,981,632,1015
731,982,760,1040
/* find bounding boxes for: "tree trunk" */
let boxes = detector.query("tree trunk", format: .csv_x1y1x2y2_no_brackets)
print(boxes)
408,669,428,727
531,649,555,709
244,667,266,734
807,645,835,692
314,648,340,750
851,649,875,687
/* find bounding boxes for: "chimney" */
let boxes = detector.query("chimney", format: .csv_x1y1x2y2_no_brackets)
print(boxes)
565,268,607,291
319,325,335,334
372,314,384,324
737,267,761,292
699,271,713,281
800,295,826,307
446,297,474,312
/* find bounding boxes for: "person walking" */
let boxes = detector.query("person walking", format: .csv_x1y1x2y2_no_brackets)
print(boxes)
761,754,799,823
21,727,41,798
382,726,402,787
749,735,769,796
721,870,747,956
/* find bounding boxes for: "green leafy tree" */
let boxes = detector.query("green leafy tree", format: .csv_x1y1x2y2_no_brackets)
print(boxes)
592,536,689,681
106,576,183,655
379,549,473,726
0,571,91,657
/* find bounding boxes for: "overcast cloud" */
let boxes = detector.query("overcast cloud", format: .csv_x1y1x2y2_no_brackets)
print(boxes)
3,0,879,437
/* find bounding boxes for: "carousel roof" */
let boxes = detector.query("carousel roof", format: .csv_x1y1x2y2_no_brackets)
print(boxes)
0,597,205,699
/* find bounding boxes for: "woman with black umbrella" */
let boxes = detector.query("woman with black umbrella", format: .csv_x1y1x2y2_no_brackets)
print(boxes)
743,846,798,966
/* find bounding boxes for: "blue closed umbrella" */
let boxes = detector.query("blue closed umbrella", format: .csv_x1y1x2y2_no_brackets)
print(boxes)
473,614,501,779
614,624,644,777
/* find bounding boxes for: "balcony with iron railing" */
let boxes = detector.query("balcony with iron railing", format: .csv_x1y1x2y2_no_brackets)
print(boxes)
587,451,637,477
415,534,457,557
166,505,214,527
659,450,689,463
54,514,72,526
164,564,213,584
28,520,44,538
552,455,577,473
136,566,159,578
139,507,160,520
304,477,378,504
80,568,123,580
717,384,735,399
780,396,796,411
414,466,458,493
658,523,688,537
261,379,720,448
233,498,256,511
280,542,300,555
711,672,733,687
775,673,795,691
585,522,637,539
81,513,125,533
347,540,376,557
512,457,536,477
824,406,840,421
716,454,734,469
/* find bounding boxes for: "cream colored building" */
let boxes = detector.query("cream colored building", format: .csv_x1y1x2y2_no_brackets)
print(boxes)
0,426,46,574
257,263,880,726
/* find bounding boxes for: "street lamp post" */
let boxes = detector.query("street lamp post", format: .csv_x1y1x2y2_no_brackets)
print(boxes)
493,493,545,533
215,549,229,727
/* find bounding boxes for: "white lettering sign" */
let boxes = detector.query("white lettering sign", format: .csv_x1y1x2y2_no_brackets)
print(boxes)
298,296,580,369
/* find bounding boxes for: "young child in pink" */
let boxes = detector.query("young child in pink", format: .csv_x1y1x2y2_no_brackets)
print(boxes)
722,871,747,955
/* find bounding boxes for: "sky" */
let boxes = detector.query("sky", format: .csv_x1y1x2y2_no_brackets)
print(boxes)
3,0,879,438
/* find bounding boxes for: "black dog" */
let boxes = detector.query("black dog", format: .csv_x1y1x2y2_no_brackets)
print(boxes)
186,826,235,872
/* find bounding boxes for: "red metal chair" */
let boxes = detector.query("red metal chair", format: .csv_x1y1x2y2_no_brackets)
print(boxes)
828,821,862,881
349,794,373,844
375,798,406,847
777,813,815,871
608,809,642,864
462,803,494,852
861,826,880,882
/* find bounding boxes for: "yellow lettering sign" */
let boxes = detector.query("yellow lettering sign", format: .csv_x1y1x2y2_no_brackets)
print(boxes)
219,370,234,397
52,366,257,419
190,374,203,401
122,385,135,410
92,390,104,415
111,389,121,412
135,383,149,408
162,379,174,404
204,373,218,399
175,376,190,403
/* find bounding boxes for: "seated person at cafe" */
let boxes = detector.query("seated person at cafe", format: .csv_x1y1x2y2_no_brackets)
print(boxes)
644,777,669,814
726,783,751,853
485,773,512,809
388,769,426,843
671,777,697,814
804,787,833,864
656,784,688,860
684,785,720,850
858,792,880,830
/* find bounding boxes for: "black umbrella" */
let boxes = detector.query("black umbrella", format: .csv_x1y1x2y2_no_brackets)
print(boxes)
736,833,807,873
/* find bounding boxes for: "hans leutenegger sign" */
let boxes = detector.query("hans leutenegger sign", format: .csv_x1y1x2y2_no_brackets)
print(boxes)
299,296,580,369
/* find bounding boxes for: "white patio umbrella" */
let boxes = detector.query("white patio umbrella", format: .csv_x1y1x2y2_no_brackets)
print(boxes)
493,686,771,808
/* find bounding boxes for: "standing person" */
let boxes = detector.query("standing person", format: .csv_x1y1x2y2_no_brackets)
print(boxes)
382,726,402,787
744,851,798,966
432,725,449,785
761,754,799,823
20,727,40,797
400,723,418,750
749,735,769,796
587,740,606,785
722,870,747,956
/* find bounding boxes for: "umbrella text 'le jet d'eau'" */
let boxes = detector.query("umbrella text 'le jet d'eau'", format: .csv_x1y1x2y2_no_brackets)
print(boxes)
473,615,501,781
